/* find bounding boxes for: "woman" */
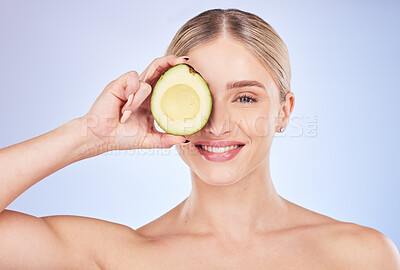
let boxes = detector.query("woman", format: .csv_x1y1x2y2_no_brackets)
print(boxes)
0,8,399,269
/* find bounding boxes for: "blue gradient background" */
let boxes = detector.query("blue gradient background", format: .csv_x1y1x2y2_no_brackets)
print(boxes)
1,0,399,248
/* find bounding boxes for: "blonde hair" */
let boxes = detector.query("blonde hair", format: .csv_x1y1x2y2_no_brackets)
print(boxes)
165,8,291,103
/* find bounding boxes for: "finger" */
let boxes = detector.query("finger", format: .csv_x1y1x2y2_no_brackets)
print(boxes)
139,55,189,86
107,70,140,102
120,110,132,124
148,131,187,149
121,81,152,114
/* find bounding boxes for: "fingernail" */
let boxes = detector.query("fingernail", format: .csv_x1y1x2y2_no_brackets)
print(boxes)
180,56,189,61
120,110,132,124
126,94,134,107
177,139,190,145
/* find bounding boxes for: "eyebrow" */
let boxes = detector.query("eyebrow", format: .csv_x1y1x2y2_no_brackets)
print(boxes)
226,80,266,91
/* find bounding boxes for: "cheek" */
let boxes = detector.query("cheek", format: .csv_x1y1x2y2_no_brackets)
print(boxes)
253,115,274,137
176,145,197,169
234,109,275,138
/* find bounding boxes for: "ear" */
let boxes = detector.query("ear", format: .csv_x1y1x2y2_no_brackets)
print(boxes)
276,91,295,131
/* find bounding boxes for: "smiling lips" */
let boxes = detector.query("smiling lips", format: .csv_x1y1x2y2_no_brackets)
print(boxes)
194,141,245,162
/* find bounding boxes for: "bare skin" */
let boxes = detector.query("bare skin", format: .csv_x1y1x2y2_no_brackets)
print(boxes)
0,38,399,269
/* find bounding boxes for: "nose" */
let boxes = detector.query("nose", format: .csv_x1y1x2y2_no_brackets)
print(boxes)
203,99,232,137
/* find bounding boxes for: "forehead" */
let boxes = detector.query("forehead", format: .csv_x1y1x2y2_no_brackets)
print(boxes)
186,37,277,95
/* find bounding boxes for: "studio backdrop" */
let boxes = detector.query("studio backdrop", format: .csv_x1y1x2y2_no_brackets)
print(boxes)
0,0,399,247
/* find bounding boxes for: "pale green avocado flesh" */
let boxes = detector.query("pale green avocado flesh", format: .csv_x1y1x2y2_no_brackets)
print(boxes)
151,63,212,135
161,84,200,121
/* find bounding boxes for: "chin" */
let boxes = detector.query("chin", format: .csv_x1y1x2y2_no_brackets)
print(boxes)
178,148,246,186
197,169,242,186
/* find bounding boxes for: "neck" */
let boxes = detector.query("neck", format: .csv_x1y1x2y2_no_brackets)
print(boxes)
177,156,288,241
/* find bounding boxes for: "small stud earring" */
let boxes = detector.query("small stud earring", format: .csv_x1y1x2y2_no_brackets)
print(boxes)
279,127,285,132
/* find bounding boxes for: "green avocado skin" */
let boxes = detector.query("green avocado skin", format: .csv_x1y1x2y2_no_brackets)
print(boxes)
150,63,212,136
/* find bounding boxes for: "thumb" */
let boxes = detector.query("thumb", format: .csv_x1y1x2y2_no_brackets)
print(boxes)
151,132,188,149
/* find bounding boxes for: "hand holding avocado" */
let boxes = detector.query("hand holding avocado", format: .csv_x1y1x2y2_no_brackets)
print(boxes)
79,55,190,151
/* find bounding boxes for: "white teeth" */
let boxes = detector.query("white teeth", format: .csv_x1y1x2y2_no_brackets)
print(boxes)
200,145,241,153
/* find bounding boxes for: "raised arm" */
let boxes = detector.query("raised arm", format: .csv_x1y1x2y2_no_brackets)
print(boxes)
0,55,189,269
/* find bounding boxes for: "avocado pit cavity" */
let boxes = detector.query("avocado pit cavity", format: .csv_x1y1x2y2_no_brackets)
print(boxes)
161,84,200,121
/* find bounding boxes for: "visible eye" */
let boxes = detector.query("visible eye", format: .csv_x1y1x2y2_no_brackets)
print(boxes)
235,93,257,103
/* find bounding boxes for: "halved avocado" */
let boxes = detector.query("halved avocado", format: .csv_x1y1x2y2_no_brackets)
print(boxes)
150,63,212,135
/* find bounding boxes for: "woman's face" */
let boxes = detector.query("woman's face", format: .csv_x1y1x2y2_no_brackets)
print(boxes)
176,37,290,186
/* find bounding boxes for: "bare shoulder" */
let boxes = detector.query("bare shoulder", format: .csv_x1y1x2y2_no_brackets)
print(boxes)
42,214,146,268
285,202,400,269
318,221,400,269
42,214,141,239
